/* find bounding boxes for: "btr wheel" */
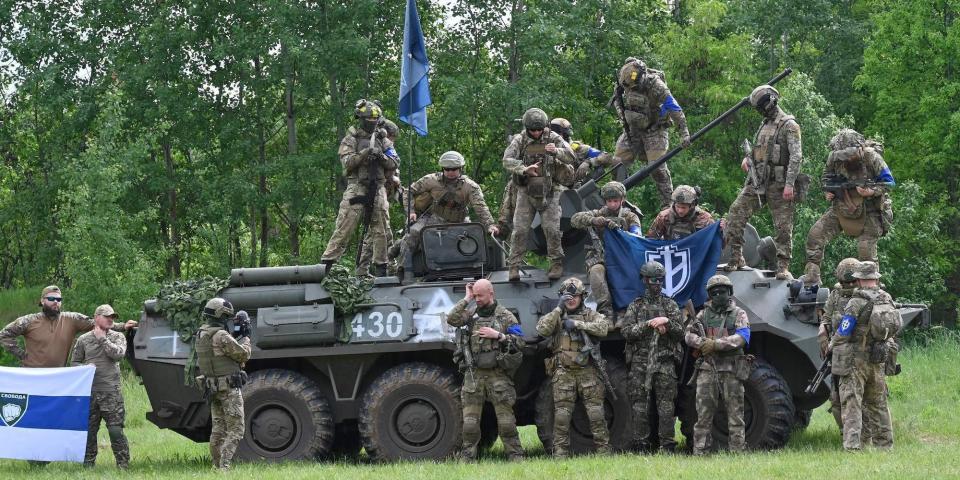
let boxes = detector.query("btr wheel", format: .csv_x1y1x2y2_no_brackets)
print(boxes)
358,362,461,461
236,369,334,461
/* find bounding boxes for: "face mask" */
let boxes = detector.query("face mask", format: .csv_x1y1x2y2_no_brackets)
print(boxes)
361,120,377,133
644,279,662,296
709,288,730,307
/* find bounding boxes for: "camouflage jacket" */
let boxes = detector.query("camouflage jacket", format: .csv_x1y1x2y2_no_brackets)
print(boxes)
620,293,683,373
834,286,893,351
646,206,716,240
446,298,522,367
203,328,252,365
616,66,688,135
747,108,802,192
570,206,642,268
339,126,400,190
0,312,123,368
825,146,893,214
537,305,609,370
502,129,575,187
71,329,126,391
404,172,495,228
685,300,749,372
822,284,856,334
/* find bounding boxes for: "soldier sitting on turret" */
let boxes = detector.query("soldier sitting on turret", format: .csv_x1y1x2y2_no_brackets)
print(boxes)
646,185,719,240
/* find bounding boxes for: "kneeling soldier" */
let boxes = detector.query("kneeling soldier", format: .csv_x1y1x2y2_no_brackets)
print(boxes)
446,279,524,461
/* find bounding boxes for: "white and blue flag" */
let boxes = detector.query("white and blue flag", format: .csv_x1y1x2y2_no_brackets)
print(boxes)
0,365,94,462
398,0,431,136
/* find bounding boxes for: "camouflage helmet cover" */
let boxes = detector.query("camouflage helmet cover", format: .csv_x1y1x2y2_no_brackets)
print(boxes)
640,260,666,279
438,150,465,169
600,181,627,200
705,274,733,292
749,85,779,107
558,277,587,297
852,261,882,280
549,117,572,135
522,108,549,130
829,128,865,151
354,99,382,120
203,297,235,321
671,185,699,204
835,257,861,283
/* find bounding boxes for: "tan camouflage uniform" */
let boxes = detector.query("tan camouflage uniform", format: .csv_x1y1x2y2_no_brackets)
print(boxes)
0,312,125,367
820,282,856,428
620,292,683,451
321,125,398,267
612,63,690,207
446,298,524,460
536,304,611,458
400,172,495,254
72,330,130,468
570,207,642,315
502,130,575,271
496,179,517,237
647,206,716,240
196,326,252,470
685,300,750,454
833,286,894,450
724,108,803,276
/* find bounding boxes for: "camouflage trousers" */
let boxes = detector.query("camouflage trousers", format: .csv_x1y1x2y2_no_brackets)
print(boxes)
460,369,523,460
693,369,744,455
628,366,678,451
321,184,390,265
613,129,671,207
509,188,563,267
805,209,882,271
497,180,517,236
209,388,245,469
588,264,612,316
552,366,610,458
830,379,842,428
84,390,129,468
724,182,796,264
358,198,394,276
838,358,893,450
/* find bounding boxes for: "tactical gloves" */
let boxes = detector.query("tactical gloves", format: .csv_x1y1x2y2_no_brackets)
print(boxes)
700,338,717,356
562,318,577,331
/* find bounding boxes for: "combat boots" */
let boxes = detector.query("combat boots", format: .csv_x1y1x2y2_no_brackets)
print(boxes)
374,263,388,278
509,266,520,282
775,259,794,280
547,261,564,280
723,248,746,272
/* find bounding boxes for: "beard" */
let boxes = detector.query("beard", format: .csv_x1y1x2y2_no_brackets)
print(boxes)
42,305,60,318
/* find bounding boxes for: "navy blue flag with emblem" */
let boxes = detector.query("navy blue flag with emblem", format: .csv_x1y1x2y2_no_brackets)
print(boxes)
604,222,724,310
398,0,431,136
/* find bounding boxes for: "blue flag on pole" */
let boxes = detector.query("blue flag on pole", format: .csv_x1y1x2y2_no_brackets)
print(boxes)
604,222,724,310
399,0,431,136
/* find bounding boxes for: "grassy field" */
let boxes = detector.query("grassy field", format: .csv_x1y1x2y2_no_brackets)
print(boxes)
0,329,957,479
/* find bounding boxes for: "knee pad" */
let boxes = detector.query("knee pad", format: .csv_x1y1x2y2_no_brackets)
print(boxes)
107,425,124,442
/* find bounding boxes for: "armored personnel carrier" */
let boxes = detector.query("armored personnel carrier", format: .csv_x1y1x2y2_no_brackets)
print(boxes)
130,70,929,461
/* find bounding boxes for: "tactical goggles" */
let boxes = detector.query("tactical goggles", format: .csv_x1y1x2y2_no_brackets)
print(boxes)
643,277,664,285
45,296,63,302
442,167,461,172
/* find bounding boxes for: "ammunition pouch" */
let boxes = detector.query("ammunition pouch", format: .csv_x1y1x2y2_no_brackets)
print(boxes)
734,354,754,382
526,176,551,198
831,343,853,376
557,349,588,368
793,173,810,202
623,109,652,133
198,372,248,393
869,341,889,365
497,349,524,373
544,355,557,375
475,350,499,369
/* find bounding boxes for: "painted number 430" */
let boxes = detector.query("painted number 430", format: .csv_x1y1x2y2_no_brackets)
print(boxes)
352,311,404,339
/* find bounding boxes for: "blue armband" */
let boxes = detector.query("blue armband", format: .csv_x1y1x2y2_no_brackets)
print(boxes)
659,94,682,117
735,327,751,346
384,147,399,160
586,147,602,159
628,225,641,235
837,315,857,337
875,167,895,186
507,324,523,336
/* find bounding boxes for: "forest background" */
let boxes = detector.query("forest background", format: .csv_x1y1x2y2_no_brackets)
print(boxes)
0,0,956,324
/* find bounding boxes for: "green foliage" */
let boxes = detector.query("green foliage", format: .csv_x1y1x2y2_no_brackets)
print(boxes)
155,276,229,341
321,264,373,316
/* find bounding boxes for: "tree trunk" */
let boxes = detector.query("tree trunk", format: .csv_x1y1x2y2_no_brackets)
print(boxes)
162,142,181,278
254,55,269,268
284,43,301,261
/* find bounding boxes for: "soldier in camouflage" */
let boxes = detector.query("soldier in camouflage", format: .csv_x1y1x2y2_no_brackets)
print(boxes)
802,129,896,286
831,261,894,451
570,181,642,316
358,118,403,277
611,57,691,207
72,304,130,468
446,279,524,461
647,185,718,240
195,298,252,470
393,151,499,272
723,85,804,280
685,275,751,455
549,118,614,187
321,99,399,276
818,258,862,428
536,277,611,458
620,261,683,453
502,108,576,281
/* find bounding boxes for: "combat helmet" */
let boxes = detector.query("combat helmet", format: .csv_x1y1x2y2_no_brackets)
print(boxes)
354,99,382,121
829,128,865,151
835,258,861,283
438,151,465,169
522,108,548,131
558,277,587,297
640,261,666,286
705,274,733,293
749,85,780,109
852,261,882,280
549,118,572,139
601,181,627,200
671,185,699,205
203,297,235,322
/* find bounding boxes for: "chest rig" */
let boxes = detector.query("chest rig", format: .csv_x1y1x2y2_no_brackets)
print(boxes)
518,135,555,198
431,175,469,223
702,306,743,357
752,114,795,186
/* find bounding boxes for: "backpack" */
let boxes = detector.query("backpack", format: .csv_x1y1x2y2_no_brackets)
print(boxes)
857,289,902,341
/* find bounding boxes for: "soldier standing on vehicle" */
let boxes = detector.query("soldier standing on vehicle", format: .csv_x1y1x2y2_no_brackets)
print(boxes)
393,151,499,269
195,298,251,470
502,108,576,281
446,279,524,461
818,258,862,428
685,275,751,455
536,277,611,458
548,118,613,187
611,57,691,207
570,181,642,317
802,129,895,286
71,304,130,469
646,185,718,240
620,261,683,453
723,84,804,280
358,118,403,278
831,261,896,451
320,99,398,276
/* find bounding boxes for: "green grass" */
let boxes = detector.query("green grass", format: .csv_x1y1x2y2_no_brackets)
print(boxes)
1,330,958,478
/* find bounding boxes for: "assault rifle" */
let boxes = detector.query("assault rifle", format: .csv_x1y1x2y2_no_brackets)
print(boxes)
231,310,251,339
578,330,617,400
805,350,831,395
456,312,479,388
821,172,893,197
741,139,763,206
608,84,632,144
353,122,384,265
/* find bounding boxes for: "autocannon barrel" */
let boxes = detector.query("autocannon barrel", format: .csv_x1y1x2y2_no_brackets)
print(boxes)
229,264,327,287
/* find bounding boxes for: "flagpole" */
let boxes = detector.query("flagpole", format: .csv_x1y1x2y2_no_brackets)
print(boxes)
405,132,415,235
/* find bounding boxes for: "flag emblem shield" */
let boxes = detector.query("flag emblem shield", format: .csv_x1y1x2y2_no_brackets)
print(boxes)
0,393,28,427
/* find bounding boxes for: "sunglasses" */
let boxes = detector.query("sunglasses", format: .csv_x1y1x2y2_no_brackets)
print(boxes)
45,296,63,302
442,167,460,172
